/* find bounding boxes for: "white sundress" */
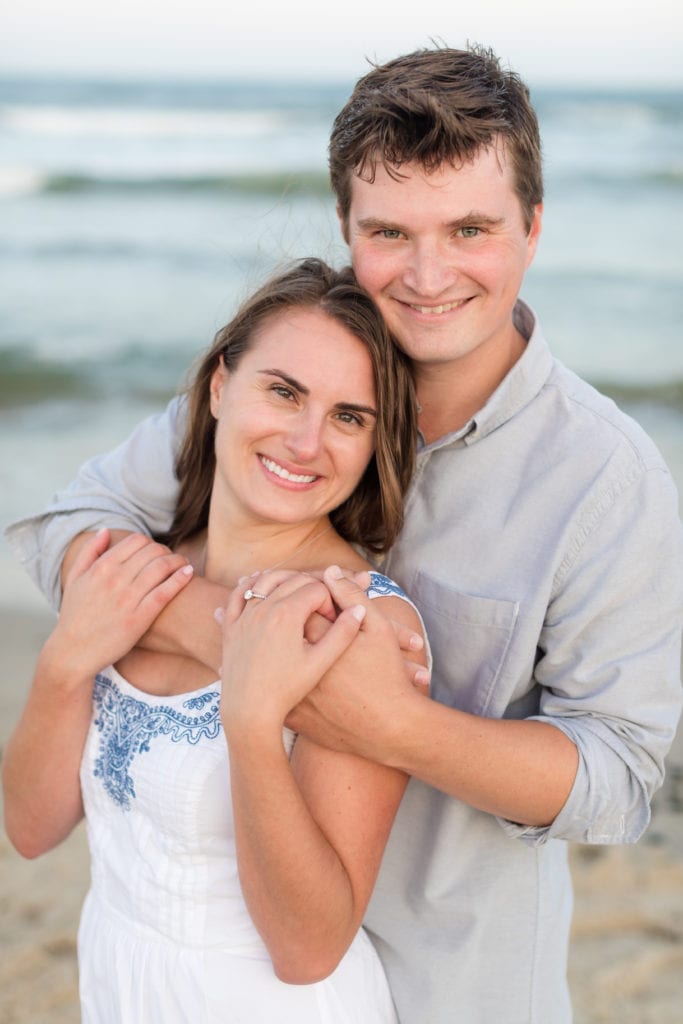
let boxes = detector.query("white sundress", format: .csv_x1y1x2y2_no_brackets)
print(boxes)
78,572,413,1024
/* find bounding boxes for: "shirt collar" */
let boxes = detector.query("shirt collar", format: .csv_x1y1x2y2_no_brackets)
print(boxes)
418,300,554,453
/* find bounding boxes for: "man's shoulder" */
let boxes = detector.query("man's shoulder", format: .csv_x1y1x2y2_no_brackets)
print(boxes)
543,359,668,475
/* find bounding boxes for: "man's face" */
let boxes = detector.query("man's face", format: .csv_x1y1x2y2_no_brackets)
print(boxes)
342,146,542,380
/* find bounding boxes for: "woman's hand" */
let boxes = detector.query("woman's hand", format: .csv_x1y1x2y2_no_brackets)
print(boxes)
2,525,194,860
48,528,194,681
217,572,366,735
235,567,427,687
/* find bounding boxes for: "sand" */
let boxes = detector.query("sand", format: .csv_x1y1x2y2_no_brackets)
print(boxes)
1,607,682,1024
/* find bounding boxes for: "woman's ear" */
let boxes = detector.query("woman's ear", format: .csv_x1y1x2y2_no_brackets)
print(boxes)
209,360,227,419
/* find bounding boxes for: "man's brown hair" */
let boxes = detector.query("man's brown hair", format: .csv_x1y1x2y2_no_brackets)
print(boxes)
329,44,543,232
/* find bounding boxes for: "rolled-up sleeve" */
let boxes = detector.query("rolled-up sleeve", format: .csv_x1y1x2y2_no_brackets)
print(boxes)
500,463,683,846
4,396,186,610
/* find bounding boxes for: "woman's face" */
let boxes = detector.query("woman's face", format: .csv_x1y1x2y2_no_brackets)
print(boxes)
209,306,378,529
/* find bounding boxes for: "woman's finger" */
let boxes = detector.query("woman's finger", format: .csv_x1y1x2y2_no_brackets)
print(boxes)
244,570,336,620
63,527,111,585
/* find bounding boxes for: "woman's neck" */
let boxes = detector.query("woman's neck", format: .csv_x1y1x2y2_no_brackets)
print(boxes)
199,517,338,587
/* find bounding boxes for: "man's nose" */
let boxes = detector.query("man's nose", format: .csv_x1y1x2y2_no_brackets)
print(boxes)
403,240,455,297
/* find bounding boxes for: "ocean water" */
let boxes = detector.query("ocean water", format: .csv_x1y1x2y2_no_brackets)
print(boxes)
1,75,682,605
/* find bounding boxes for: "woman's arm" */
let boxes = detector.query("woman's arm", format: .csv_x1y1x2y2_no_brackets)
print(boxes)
2,531,193,858
219,575,427,982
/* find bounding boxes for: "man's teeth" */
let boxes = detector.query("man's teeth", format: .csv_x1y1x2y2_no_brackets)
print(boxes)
260,456,317,483
410,300,466,314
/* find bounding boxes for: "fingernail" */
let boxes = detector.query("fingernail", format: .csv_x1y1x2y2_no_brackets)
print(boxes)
327,564,343,580
237,576,249,584
213,607,225,625
415,669,430,687
182,565,194,576
351,604,366,622
409,633,424,650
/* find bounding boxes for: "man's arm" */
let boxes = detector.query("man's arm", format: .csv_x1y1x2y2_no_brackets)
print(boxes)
4,396,186,610
290,568,578,828
290,466,683,840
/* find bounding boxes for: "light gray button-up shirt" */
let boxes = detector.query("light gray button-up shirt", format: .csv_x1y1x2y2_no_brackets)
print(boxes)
7,302,683,1023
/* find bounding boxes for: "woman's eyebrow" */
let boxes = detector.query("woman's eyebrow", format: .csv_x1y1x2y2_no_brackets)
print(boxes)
335,401,377,418
258,368,309,394
259,369,377,417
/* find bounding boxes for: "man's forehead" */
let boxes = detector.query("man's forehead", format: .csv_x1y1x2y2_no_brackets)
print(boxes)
352,139,510,187
348,146,513,208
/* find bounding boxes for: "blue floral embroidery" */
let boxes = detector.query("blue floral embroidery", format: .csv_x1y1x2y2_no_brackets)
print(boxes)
183,692,216,711
92,674,221,810
366,571,407,600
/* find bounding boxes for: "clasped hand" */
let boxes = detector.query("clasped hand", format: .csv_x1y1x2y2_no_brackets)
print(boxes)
216,570,367,735
216,567,429,752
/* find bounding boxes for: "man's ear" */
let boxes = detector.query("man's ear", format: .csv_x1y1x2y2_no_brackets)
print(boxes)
525,203,543,269
209,360,227,419
336,203,350,245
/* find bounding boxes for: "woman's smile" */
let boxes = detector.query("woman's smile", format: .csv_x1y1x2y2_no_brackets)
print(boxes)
258,454,320,487
208,306,377,528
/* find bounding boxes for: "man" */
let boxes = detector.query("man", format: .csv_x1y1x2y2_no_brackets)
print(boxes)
8,46,683,1022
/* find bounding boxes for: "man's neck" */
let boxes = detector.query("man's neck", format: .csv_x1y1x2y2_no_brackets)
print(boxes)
415,326,527,444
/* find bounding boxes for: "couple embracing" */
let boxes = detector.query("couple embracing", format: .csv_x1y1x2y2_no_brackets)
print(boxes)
5,45,683,1024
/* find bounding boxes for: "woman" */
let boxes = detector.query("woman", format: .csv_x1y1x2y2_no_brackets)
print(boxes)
3,259,428,1023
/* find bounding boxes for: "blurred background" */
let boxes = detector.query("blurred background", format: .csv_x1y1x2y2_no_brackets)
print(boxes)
1,0,682,609
0,3,682,1022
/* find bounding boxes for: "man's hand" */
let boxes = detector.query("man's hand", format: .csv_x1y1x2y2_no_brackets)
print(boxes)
301,568,429,693
285,566,429,763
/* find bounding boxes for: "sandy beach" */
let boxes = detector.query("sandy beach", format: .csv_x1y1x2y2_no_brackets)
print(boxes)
0,605,681,1023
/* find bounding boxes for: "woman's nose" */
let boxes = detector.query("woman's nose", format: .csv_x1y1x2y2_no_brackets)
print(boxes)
283,413,324,462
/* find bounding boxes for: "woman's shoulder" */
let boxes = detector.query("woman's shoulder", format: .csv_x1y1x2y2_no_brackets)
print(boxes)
365,570,409,601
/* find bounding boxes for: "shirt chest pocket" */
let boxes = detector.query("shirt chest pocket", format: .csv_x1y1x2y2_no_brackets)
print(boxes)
412,571,519,717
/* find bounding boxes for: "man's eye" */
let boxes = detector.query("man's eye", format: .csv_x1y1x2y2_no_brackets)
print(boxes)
379,229,402,239
460,226,480,238
272,385,295,400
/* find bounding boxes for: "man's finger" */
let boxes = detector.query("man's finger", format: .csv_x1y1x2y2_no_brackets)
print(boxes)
326,565,425,651
393,619,425,653
403,659,431,694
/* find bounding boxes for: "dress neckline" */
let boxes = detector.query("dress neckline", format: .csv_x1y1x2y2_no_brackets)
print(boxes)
103,663,221,704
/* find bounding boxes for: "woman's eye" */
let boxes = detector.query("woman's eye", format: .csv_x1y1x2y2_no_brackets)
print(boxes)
272,385,295,400
337,411,363,427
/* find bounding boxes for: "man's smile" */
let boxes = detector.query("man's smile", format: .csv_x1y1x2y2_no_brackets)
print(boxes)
407,299,471,316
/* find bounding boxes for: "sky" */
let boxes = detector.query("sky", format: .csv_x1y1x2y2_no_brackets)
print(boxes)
1,0,681,88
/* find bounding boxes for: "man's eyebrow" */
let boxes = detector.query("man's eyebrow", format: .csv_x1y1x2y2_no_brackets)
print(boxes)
355,217,405,232
449,211,505,229
258,370,377,417
356,212,505,232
